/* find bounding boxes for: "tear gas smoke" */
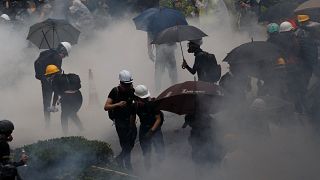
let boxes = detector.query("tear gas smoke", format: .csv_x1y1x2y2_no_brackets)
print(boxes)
0,1,319,180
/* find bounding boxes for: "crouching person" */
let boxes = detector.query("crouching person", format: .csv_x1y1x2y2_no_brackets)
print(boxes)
134,85,165,170
0,120,28,180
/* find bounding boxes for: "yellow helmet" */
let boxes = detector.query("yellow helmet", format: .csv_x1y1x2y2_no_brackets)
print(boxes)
276,58,286,65
297,15,310,23
45,65,60,75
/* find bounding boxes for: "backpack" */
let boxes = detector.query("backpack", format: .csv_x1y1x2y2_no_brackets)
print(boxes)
201,52,222,82
65,73,81,91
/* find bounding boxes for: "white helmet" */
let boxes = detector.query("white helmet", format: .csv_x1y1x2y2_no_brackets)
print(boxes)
134,85,150,98
0,14,10,21
279,21,294,33
119,70,133,84
250,98,266,112
60,42,72,54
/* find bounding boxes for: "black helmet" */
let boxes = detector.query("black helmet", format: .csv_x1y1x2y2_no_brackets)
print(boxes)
0,120,14,136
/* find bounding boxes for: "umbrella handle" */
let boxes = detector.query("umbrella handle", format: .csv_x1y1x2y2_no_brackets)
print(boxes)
180,42,187,69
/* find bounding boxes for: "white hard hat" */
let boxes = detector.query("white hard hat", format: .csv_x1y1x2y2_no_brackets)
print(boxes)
134,85,150,98
119,70,133,84
0,14,10,21
250,98,266,111
60,42,72,54
279,21,294,33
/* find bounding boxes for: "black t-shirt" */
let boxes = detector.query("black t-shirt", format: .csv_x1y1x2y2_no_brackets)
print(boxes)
0,141,10,165
193,51,218,82
135,99,161,128
108,86,135,127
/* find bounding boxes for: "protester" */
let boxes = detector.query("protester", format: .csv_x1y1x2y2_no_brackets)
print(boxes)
34,42,72,128
104,70,137,171
133,85,165,169
48,68,84,134
148,33,178,91
0,120,28,180
182,39,221,83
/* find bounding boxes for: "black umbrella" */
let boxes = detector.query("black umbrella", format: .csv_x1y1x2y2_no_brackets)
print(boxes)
27,19,81,49
223,41,284,77
259,2,299,23
151,25,208,59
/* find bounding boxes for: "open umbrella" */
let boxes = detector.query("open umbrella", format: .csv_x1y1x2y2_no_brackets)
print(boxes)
151,25,208,59
258,2,299,23
223,41,284,77
155,81,223,115
295,0,320,21
27,18,81,49
133,7,188,35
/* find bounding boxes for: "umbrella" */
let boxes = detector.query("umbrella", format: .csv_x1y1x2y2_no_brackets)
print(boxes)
295,0,320,21
27,18,81,49
155,81,223,115
133,7,188,35
223,41,284,77
151,25,208,59
258,2,299,23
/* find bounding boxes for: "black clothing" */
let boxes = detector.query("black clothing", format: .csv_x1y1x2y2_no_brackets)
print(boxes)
41,79,53,126
107,86,135,128
185,113,220,165
34,49,62,80
135,99,165,167
107,86,136,170
188,49,219,82
51,74,84,134
0,140,24,180
34,49,62,126
60,91,84,134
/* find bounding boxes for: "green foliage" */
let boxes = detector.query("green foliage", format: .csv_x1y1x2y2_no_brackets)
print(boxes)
13,136,119,180
159,0,196,17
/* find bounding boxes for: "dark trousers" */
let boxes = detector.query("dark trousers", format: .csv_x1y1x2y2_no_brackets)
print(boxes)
139,126,165,168
115,125,137,170
41,80,53,127
60,91,84,134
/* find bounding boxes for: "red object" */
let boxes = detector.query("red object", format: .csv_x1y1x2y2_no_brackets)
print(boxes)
287,19,298,29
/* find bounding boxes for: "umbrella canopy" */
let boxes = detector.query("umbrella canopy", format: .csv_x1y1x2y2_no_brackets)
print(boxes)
259,2,299,23
27,19,81,49
223,41,283,64
133,7,188,35
151,25,208,44
295,0,320,12
155,81,223,115
223,41,284,77
294,0,320,21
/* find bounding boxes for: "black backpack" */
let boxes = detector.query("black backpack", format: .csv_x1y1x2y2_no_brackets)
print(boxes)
108,87,119,121
201,52,222,82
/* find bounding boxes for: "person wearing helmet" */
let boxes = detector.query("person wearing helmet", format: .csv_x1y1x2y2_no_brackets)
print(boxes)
50,70,84,135
182,39,221,83
133,85,165,169
266,23,280,42
104,70,137,171
34,42,72,128
0,120,28,179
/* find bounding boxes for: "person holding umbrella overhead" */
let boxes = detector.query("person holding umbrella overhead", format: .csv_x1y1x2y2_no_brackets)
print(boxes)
182,39,221,83
34,42,72,128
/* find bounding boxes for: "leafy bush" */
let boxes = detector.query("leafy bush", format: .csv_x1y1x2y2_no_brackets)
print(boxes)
13,136,120,180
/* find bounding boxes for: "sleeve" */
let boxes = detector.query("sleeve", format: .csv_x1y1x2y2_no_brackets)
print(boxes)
192,56,200,71
107,87,117,100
